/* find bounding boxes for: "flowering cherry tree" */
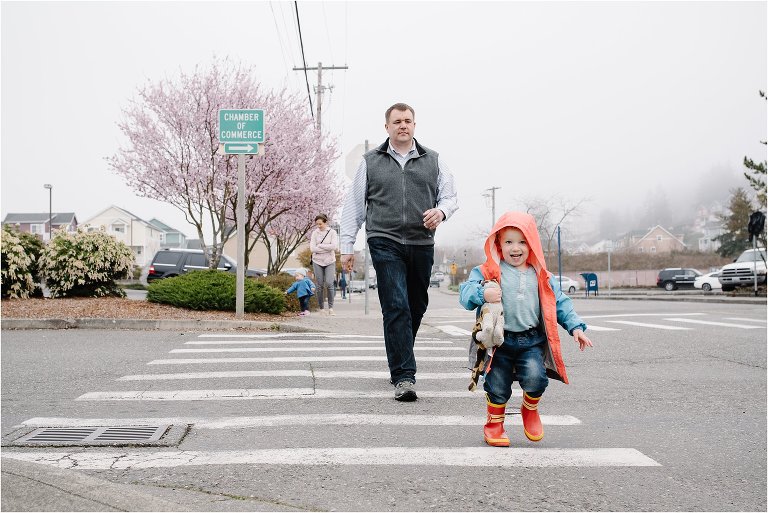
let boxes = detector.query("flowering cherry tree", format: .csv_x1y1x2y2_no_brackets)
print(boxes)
108,59,340,269
227,88,341,270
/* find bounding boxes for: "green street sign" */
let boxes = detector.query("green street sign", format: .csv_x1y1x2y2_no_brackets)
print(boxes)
219,109,264,144
223,142,259,155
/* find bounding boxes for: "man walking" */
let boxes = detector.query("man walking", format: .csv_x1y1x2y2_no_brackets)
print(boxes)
340,103,459,401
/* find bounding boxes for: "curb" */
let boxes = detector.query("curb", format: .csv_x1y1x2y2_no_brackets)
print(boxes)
0,318,318,331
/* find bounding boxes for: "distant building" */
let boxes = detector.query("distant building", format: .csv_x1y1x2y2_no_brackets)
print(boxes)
2,212,78,241
148,218,188,249
81,205,163,266
624,225,687,254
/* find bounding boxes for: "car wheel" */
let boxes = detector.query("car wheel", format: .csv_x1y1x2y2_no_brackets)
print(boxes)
702,283,712,292
568,286,576,293
664,281,675,291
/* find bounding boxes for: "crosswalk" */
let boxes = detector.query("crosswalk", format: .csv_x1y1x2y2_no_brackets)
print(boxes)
432,311,766,336
3,330,662,470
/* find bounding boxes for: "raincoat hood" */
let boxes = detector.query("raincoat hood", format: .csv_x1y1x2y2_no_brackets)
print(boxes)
480,211,549,282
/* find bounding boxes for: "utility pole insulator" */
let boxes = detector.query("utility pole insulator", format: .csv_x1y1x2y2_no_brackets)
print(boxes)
293,62,349,132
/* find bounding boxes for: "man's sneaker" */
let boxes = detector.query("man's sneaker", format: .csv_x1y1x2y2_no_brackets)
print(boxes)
328,308,335,316
394,380,417,402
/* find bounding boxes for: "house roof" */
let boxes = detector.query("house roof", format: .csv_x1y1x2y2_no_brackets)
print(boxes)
82,205,156,230
148,218,186,236
634,225,686,247
2,212,77,224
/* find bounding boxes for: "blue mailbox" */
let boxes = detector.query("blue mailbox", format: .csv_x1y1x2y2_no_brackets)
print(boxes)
580,272,598,297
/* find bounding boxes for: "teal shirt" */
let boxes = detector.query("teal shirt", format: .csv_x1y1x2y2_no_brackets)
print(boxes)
500,261,540,332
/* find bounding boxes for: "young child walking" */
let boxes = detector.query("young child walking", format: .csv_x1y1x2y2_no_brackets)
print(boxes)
459,211,593,446
285,269,316,316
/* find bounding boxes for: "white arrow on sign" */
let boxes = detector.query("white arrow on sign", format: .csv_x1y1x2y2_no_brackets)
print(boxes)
229,144,255,152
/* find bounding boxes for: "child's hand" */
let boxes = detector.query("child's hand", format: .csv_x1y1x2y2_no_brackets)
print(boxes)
483,286,501,303
572,329,593,351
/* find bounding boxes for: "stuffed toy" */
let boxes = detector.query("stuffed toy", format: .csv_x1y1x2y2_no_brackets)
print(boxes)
468,280,505,391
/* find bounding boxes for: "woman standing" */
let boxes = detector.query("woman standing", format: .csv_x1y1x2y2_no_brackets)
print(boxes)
310,214,339,315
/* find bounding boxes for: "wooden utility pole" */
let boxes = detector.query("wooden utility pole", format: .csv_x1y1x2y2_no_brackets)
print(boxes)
293,62,348,131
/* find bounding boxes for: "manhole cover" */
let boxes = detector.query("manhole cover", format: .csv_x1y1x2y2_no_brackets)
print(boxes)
13,425,170,445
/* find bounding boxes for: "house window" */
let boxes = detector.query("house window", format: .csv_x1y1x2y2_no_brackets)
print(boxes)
30,224,44,234
651,247,657,253
112,224,126,234
656,235,662,241
638,247,644,253
87,226,99,232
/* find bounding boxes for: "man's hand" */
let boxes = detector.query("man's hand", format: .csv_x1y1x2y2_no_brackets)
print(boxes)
341,254,355,272
572,329,593,351
423,208,445,230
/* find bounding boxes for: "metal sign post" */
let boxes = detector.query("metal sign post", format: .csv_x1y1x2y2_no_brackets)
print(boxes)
219,109,264,318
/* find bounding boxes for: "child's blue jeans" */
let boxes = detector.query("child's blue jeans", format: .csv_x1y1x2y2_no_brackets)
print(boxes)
299,295,310,312
483,327,548,405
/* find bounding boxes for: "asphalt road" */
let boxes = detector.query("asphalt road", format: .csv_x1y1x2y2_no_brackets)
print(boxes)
2,290,766,511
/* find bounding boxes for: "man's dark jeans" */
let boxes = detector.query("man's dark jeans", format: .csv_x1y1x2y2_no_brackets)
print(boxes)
367,237,434,385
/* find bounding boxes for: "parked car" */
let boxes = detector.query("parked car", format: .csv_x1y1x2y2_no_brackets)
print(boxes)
147,248,264,282
718,248,766,291
348,280,366,293
429,274,442,287
554,275,579,294
694,271,723,292
656,268,702,291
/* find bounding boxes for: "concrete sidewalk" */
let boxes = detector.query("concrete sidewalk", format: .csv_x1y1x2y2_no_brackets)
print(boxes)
1,458,183,512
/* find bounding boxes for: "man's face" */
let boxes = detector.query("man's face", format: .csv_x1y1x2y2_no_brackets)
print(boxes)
385,109,415,145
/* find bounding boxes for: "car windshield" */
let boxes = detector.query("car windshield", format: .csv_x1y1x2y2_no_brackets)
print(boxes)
736,250,767,263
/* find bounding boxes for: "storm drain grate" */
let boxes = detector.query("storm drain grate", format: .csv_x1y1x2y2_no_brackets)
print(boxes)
14,425,169,444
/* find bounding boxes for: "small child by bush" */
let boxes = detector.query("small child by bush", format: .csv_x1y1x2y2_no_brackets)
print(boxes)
284,269,316,316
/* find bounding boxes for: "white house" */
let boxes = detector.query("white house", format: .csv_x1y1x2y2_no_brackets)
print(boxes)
81,205,163,266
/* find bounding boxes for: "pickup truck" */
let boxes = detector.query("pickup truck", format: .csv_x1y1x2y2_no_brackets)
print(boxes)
718,248,766,291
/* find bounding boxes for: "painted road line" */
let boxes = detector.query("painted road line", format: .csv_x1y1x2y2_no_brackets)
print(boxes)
435,325,472,336
582,325,621,332
169,346,466,354
75,389,497,401
724,317,767,324
19,414,581,429
664,318,763,329
2,447,660,468
118,371,470,381
605,320,691,330
197,333,386,338
581,313,704,319
184,339,455,345
148,356,467,365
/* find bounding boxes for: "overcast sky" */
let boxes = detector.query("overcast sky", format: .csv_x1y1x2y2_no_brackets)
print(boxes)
2,1,766,248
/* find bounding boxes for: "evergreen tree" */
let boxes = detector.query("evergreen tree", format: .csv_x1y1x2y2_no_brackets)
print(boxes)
743,90,767,208
714,188,753,258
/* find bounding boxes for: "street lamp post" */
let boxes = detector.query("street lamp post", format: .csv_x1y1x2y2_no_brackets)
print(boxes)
43,184,52,241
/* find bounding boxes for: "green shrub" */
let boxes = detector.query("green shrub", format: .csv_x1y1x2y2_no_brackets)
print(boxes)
1,225,39,299
147,270,286,314
38,229,135,298
257,273,318,312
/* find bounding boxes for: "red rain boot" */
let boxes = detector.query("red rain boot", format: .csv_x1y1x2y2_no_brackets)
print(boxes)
521,392,543,442
484,398,510,447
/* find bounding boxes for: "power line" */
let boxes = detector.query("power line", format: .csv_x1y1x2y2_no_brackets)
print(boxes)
294,1,314,123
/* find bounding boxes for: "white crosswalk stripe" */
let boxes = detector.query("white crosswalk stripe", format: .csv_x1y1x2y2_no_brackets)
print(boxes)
149,356,467,365
664,318,763,329
117,371,470,381
184,339,456,345
169,346,466,353
606,320,691,330
2,447,660,469
435,325,472,336
724,317,766,323
76,389,496,401
17,414,582,428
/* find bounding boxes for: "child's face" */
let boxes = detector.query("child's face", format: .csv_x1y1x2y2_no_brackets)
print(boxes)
499,227,529,268
295,274,304,281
